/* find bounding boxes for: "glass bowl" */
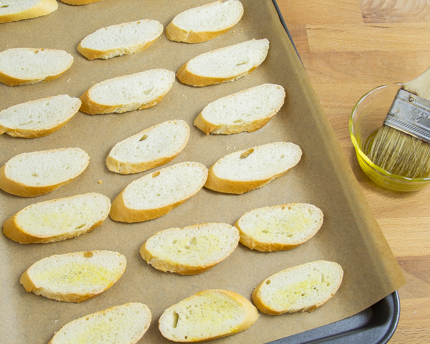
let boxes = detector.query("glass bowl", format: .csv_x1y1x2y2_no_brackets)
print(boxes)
349,84,430,192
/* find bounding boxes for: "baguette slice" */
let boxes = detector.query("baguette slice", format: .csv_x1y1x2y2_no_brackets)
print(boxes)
48,302,152,344
194,84,285,134
79,69,175,114
20,250,126,302
48,303,151,344
0,147,90,197
106,120,190,174
0,95,81,138
205,142,302,194
176,38,269,87
0,0,58,23
0,48,73,86
252,260,344,315
59,0,102,5
235,203,323,252
140,223,239,275
166,0,244,43
78,19,163,60
110,162,208,223
159,289,259,342
3,193,111,244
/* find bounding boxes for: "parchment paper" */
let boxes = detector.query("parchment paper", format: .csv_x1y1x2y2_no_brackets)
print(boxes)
0,1,405,343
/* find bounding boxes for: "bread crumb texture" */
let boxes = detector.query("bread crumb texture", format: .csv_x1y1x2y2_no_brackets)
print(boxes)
159,290,255,342
253,260,344,314
49,303,151,344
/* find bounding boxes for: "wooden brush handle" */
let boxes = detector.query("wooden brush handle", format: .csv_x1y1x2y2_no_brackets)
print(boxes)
403,67,430,100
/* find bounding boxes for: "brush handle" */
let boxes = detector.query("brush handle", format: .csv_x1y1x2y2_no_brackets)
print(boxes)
403,67,430,100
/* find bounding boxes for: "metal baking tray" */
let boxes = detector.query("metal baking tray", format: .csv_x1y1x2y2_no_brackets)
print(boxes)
270,1,401,343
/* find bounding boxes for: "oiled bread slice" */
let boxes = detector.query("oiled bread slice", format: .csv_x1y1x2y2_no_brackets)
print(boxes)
0,48,73,86
0,0,58,23
159,289,259,342
205,142,302,194
110,162,208,223
3,193,111,244
20,250,126,302
194,84,285,134
0,147,90,197
48,303,151,344
78,19,163,60
106,120,190,174
235,203,323,252
140,223,239,275
177,38,269,87
59,0,102,5
166,0,244,43
0,95,81,138
79,69,175,114
252,260,344,315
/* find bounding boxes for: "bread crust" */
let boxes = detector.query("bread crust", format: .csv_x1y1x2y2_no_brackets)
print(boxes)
0,68,70,87
0,0,58,23
159,289,259,342
176,62,256,87
60,0,103,5
166,22,232,43
78,39,157,60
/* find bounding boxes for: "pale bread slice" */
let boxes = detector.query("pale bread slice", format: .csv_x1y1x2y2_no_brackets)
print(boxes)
0,147,90,197
0,95,81,138
79,69,175,114
106,120,190,174
140,223,239,275
59,0,102,5
235,203,324,252
0,0,58,23
166,0,244,43
159,289,259,342
194,83,285,134
48,303,151,344
110,162,208,223
205,142,302,194
20,250,126,302
252,260,344,315
0,48,73,86
176,38,270,87
3,193,111,244
78,19,163,60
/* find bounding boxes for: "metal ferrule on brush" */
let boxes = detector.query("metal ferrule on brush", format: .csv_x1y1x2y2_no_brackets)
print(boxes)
384,89,430,143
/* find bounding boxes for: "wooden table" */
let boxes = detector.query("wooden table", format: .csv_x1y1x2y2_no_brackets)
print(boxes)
277,0,430,342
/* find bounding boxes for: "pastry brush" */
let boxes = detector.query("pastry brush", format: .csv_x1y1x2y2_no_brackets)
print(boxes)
368,67,430,178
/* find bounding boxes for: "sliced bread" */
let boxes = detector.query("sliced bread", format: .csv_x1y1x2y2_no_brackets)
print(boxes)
106,120,190,174
0,94,81,138
0,147,90,197
0,48,73,86
79,69,175,114
204,142,302,194
110,162,208,223
140,223,239,275
159,289,259,342
48,303,151,344
235,203,324,252
252,260,344,315
3,193,111,244
20,250,126,302
194,83,285,134
59,0,103,5
0,0,58,23
176,38,270,87
166,0,244,43
78,19,163,60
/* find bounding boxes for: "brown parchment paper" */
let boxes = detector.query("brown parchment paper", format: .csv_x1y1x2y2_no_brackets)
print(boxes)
0,1,406,343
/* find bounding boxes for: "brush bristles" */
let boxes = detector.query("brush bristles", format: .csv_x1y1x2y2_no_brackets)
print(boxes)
368,126,430,178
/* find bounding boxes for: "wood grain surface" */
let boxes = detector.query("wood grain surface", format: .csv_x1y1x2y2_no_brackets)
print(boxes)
277,0,430,343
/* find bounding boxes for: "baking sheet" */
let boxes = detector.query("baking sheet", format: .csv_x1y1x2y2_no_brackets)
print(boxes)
0,1,405,343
